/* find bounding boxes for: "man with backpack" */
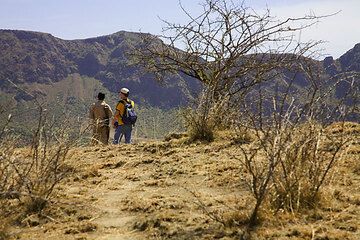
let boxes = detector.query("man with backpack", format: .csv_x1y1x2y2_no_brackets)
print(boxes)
112,87,137,144
89,92,113,145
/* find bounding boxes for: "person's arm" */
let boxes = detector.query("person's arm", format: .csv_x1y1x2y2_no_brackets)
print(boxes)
112,102,123,127
112,109,119,126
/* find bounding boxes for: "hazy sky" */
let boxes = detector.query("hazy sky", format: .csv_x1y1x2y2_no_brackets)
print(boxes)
0,0,359,58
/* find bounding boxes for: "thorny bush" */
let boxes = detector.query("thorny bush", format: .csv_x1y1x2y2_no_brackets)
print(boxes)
233,60,358,226
0,105,87,227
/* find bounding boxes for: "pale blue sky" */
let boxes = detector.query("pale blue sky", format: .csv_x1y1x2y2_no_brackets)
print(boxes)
0,0,359,58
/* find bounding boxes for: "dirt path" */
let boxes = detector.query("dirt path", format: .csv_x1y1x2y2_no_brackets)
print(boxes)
59,141,246,240
87,171,142,239
69,145,154,240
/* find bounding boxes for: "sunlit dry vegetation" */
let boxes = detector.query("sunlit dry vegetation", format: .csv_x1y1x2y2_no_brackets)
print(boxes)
0,101,90,239
0,0,359,239
0,101,359,239
3,122,353,239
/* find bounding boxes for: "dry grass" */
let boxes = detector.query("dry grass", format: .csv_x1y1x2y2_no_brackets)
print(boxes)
0,219,10,240
0,105,89,239
1,122,359,239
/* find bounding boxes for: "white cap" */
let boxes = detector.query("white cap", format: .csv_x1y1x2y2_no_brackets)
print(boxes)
120,88,129,94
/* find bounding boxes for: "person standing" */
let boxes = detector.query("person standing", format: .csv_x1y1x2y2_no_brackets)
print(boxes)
112,88,135,144
89,92,113,145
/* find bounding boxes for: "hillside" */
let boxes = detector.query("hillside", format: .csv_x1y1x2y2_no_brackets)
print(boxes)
0,29,200,108
4,123,360,240
0,29,358,142
1,29,359,109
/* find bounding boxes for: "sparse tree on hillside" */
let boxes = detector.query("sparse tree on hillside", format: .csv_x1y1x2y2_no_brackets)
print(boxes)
232,59,359,226
133,0,328,140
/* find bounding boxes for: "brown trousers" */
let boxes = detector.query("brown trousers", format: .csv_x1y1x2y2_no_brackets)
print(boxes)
91,125,110,145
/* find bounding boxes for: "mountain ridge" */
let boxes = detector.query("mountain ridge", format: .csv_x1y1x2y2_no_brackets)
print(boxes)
0,29,199,108
0,29,359,108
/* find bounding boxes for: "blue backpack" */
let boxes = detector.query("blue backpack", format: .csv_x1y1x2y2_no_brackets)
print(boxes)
120,100,137,125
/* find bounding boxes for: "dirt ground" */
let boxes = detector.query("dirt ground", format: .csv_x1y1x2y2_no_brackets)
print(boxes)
7,128,360,240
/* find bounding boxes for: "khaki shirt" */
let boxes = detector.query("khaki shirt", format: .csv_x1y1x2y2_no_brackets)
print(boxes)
89,100,113,125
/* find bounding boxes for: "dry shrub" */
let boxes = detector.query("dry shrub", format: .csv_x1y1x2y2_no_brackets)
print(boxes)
237,120,354,228
0,106,87,228
0,139,70,216
183,89,229,143
183,107,215,143
269,122,344,212
230,57,360,227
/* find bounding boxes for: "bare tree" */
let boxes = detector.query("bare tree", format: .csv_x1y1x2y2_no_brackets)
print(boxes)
132,0,327,140
232,58,359,226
